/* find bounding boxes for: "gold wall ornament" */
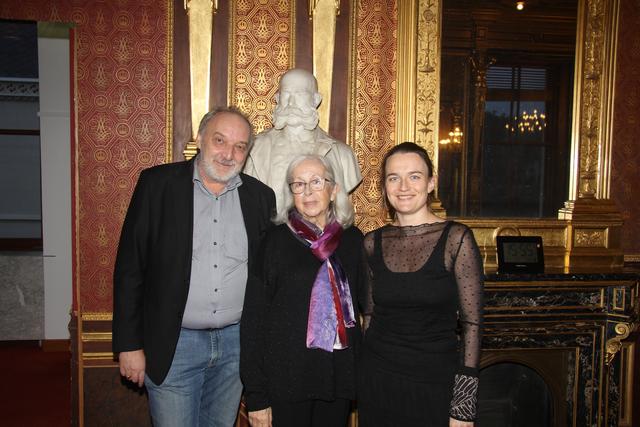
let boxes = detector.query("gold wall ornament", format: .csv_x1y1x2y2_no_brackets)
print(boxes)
310,0,340,132
605,322,631,365
406,0,448,216
416,0,440,161
574,228,607,247
228,1,295,134
568,0,619,201
183,0,217,160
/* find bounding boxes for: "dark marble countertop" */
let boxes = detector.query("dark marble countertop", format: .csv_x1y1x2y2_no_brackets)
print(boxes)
485,267,640,282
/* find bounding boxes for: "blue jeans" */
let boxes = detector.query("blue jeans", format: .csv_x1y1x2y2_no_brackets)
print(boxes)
145,324,243,427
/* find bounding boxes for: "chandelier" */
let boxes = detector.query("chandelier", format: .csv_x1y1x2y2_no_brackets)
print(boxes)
439,126,463,145
505,109,546,133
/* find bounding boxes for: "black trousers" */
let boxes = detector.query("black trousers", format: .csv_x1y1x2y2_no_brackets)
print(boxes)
271,398,351,427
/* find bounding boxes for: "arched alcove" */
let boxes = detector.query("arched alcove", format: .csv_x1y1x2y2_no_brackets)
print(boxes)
478,362,553,426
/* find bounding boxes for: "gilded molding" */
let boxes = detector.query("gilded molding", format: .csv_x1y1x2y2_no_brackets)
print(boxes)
81,312,113,321
461,219,569,247
415,0,440,163
82,352,115,361
346,0,358,149
570,0,620,200
82,332,112,342
396,0,418,145
619,342,635,427
624,254,640,263
612,287,626,311
311,0,340,131
166,0,174,162
605,322,631,365
182,0,215,160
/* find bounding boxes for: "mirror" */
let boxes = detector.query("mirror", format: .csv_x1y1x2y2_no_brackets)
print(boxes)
437,0,578,218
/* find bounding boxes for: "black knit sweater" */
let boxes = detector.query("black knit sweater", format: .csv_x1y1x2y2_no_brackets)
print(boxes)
240,223,365,411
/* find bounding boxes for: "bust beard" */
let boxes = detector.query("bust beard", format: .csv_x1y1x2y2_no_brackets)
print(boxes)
272,105,319,131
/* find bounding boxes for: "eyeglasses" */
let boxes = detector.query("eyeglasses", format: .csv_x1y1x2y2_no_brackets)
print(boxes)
288,178,332,194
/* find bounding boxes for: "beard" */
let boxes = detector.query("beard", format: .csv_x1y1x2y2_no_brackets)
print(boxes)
272,105,319,131
198,154,242,184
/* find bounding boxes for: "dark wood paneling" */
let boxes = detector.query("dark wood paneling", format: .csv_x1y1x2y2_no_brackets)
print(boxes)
295,0,312,72
84,367,152,427
212,3,230,109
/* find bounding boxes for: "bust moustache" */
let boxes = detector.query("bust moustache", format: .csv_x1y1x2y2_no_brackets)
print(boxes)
272,104,319,131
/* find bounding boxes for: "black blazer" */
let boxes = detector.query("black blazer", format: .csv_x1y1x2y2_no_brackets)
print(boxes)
112,158,276,385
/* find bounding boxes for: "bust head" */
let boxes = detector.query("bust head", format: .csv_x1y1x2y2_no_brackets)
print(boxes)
272,68,323,131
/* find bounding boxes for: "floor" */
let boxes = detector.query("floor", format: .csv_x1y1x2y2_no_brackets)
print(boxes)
0,340,71,426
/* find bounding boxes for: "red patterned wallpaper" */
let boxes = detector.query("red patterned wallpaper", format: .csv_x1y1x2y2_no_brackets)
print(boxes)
611,0,640,256
351,0,397,232
0,0,170,311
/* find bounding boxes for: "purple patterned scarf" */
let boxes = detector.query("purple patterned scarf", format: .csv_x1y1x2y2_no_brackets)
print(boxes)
288,210,356,352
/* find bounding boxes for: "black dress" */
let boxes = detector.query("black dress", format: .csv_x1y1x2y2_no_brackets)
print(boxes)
358,221,483,427
240,223,364,412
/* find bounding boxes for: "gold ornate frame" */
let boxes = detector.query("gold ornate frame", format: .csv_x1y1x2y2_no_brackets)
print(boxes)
398,0,623,271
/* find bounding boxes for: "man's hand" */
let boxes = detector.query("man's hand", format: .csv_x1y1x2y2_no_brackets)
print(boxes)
248,407,272,427
450,418,473,427
118,349,146,387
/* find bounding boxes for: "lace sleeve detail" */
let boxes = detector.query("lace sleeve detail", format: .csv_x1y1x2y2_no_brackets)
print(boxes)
449,373,479,421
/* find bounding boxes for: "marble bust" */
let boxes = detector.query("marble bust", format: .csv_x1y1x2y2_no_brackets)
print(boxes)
244,68,362,209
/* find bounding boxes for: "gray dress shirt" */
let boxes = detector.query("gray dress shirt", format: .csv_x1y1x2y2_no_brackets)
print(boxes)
181,161,248,329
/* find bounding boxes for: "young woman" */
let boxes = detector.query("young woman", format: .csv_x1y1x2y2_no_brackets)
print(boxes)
358,142,484,427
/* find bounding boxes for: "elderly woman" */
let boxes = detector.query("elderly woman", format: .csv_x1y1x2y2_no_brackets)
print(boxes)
241,154,364,427
358,142,484,427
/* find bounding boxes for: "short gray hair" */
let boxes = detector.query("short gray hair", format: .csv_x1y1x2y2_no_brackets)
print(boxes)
274,154,355,228
197,106,255,149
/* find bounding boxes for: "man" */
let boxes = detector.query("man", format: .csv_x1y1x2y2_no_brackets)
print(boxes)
112,107,276,427
244,68,362,209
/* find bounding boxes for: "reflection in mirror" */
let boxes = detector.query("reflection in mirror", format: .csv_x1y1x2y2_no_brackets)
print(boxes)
438,0,577,218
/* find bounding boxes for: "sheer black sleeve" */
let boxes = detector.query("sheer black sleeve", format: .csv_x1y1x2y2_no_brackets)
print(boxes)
445,224,484,421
